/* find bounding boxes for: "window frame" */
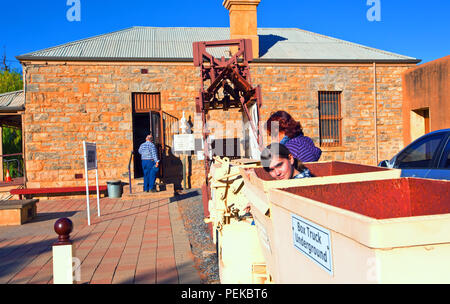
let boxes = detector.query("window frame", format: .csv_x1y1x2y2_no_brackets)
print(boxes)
438,135,450,169
132,92,161,113
318,91,342,147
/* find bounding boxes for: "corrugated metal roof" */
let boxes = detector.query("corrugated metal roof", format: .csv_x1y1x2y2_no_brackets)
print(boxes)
0,90,24,111
17,26,419,63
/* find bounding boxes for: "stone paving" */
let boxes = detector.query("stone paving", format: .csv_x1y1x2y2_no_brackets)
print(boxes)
0,193,202,284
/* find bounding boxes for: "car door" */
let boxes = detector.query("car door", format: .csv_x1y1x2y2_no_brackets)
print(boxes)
394,132,447,178
425,135,450,180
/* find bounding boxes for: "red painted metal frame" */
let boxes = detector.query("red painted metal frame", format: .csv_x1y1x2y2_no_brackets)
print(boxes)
284,178,450,220
193,39,264,189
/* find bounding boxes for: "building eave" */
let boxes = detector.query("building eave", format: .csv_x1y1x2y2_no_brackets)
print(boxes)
16,56,421,65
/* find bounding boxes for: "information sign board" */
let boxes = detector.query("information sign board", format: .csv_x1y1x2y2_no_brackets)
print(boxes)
84,142,97,170
83,141,101,225
174,134,195,152
291,214,333,275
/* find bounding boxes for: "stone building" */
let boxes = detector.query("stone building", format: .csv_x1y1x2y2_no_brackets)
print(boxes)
16,0,419,189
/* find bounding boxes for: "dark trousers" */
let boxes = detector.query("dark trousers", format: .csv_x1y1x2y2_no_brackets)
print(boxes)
142,159,157,191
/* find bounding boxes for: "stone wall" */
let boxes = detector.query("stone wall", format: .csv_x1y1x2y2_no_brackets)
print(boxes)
252,63,413,164
402,55,450,144
23,61,415,189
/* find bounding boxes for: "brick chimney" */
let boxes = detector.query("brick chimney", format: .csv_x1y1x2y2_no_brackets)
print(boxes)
223,0,261,58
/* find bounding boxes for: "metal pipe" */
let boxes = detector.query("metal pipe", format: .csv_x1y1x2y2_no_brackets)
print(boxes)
128,151,133,194
22,63,27,187
182,154,186,190
0,153,23,157
373,62,379,165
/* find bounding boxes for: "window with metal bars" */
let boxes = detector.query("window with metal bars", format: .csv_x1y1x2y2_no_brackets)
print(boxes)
318,91,342,147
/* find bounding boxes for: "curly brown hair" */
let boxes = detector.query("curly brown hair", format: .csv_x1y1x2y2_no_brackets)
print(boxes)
266,111,303,138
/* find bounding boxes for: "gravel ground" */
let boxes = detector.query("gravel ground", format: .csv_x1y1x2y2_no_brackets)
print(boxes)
175,189,220,284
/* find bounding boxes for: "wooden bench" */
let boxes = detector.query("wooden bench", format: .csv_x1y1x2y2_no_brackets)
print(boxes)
10,186,108,200
0,199,39,226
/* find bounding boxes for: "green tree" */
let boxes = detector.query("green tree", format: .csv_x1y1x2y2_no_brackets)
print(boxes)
0,69,23,94
2,127,22,178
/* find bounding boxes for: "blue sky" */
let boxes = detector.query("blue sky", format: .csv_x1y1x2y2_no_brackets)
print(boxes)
2,0,449,72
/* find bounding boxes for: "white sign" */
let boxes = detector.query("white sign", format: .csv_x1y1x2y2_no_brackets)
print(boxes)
83,141,101,225
84,142,97,170
174,134,195,152
196,150,205,160
292,214,333,275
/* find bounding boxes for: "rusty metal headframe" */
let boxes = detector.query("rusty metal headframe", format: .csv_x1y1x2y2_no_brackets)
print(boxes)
193,39,263,185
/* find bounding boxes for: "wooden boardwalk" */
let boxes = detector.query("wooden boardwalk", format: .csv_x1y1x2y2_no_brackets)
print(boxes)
0,195,201,284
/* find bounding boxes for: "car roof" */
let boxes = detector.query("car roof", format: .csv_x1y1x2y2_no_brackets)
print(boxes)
410,129,450,145
427,128,450,135
391,128,450,162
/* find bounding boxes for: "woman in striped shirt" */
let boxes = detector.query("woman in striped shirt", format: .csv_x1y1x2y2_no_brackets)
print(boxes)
266,111,322,163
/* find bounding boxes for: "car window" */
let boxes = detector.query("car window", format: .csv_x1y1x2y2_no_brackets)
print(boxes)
395,133,445,169
441,138,450,169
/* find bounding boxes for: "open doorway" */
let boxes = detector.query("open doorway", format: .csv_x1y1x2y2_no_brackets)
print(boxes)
131,92,181,187
131,92,163,179
131,111,162,178
410,108,430,142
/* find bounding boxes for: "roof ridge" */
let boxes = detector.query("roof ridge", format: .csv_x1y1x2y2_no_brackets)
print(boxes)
132,26,229,28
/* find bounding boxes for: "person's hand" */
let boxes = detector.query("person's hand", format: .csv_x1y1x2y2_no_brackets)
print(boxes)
155,162,159,168
243,203,251,214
